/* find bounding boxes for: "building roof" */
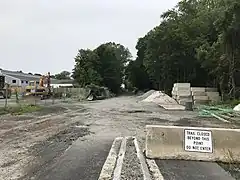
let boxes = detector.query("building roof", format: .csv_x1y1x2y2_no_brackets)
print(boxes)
1,69,42,81
1,69,73,84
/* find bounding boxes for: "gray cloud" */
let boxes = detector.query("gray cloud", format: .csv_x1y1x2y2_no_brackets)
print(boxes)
0,0,179,74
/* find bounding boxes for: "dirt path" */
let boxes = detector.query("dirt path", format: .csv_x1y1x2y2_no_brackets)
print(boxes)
0,96,239,180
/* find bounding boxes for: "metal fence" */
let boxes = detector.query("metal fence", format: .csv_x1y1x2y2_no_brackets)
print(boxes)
0,87,90,109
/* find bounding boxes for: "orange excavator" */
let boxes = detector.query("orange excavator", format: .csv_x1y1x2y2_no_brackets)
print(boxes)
24,72,52,100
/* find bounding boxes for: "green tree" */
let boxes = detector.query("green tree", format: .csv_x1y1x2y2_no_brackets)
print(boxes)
125,37,151,91
72,49,102,86
54,71,71,80
130,0,240,98
72,43,132,94
94,42,131,94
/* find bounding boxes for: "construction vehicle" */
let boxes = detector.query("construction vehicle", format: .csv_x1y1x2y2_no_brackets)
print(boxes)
23,72,52,100
0,75,11,99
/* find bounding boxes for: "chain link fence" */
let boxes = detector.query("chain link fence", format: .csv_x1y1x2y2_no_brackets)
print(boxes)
0,87,111,114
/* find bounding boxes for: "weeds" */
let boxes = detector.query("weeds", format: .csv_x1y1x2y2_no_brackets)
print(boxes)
0,105,42,115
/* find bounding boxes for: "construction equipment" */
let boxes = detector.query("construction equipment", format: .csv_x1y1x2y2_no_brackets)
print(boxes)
23,72,52,100
0,75,11,99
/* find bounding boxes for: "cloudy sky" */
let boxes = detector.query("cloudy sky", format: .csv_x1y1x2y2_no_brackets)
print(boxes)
0,0,179,75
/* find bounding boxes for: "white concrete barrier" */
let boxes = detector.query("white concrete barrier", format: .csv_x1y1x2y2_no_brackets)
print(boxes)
145,125,240,163
174,83,191,88
193,95,209,101
192,91,207,96
191,87,206,92
176,91,191,96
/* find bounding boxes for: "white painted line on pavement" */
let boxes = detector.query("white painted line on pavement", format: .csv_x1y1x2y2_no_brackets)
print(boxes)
146,159,165,180
98,137,123,180
133,137,151,180
112,137,127,180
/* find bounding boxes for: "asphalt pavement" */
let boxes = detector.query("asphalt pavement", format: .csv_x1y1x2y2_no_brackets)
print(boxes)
156,160,235,180
30,135,113,180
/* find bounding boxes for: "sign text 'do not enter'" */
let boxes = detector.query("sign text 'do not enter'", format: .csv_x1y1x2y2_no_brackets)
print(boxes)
184,129,213,153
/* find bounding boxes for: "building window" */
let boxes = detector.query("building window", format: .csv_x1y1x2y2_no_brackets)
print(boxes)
12,80,16,83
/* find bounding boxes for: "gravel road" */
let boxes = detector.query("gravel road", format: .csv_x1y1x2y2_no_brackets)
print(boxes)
0,96,239,180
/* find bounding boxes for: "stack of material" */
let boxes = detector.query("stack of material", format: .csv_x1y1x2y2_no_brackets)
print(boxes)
206,88,221,102
172,83,192,105
191,87,221,105
191,87,209,105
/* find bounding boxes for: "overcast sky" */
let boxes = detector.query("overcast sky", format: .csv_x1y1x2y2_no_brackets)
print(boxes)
0,0,179,75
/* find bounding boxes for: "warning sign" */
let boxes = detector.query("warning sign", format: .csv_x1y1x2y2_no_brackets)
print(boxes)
184,129,213,153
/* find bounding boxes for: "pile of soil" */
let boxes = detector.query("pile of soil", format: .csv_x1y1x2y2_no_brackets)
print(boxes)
142,91,177,105
138,90,156,100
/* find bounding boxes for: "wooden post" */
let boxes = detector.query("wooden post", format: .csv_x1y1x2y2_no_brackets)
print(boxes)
52,88,55,104
15,88,19,104
4,84,8,109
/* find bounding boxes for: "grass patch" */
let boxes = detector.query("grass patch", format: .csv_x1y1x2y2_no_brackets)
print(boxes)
209,99,240,109
197,104,236,118
0,105,42,115
218,162,240,179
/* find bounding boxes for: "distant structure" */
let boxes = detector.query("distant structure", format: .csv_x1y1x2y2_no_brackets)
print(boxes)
0,69,74,88
0,69,41,87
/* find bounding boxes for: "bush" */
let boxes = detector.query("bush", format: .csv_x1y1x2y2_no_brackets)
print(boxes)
86,84,111,98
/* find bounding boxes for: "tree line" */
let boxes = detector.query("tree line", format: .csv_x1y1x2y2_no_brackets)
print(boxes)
125,0,240,98
71,0,240,98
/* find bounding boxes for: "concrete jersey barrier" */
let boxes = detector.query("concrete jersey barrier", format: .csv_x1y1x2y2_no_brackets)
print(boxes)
145,125,240,163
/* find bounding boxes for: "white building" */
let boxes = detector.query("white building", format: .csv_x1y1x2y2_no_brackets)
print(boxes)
0,69,41,87
50,79,74,88
0,69,74,88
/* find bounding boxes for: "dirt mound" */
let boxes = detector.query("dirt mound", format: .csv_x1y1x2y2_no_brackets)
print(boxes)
138,90,156,100
142,91,177,105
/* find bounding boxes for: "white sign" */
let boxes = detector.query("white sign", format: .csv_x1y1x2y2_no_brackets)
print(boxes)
184,129,213,153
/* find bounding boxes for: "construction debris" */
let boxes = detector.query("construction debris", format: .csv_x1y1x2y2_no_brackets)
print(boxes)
172,83,221,106
142,91,185,110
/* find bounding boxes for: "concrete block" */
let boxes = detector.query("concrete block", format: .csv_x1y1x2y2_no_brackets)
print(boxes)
194,100,210,105
178,99,193,106
192,91,207,96
206,92,220,97
191,87,206,92
176,91,191,96
193,96,209,101
175,87,191,92
206,88,218,92
176,95,192,100
145,125,240,163
171,91,177,96
174,83,191,88
208,96,221,102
